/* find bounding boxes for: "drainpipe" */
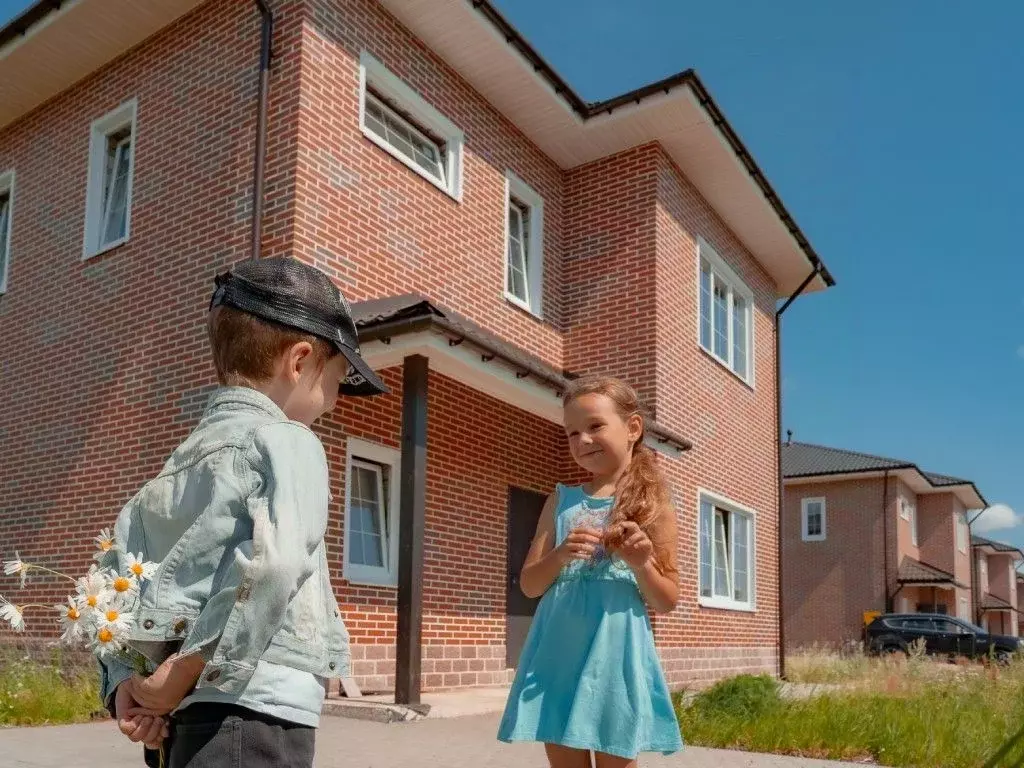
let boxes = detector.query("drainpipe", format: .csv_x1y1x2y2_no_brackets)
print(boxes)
882,469,892,611
775,264,822,680
967,508,988,625
251,0,274,260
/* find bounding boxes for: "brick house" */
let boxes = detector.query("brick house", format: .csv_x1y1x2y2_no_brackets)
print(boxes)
972,535,1022,637
781,441,984,651
0,0,835,699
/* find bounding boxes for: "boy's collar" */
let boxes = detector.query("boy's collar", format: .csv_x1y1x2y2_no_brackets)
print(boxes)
205,386,289,421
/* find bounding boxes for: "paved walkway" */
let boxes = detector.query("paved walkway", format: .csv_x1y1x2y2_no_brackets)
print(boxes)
1,714,867,767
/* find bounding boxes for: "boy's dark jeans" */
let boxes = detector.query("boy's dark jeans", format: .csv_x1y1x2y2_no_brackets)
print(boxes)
150,703,315,768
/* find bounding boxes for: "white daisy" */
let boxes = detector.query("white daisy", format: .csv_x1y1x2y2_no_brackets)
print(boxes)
107,573,139,608
2,551,28,588
93,528,118,561
0,598,25,632
75,565,114,614
124,553,157,583
97,605,135,636
91,622,128,658
55,597,85,643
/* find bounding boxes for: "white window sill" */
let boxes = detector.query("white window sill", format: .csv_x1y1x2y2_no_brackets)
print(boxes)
802,535,826,543
504,292,542,320
698,344,754,390
83,235,129,262
344,569,398,588
699,596,756,613
361,128,460,203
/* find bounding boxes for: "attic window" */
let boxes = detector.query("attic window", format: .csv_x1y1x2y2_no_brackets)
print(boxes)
359,51,463,200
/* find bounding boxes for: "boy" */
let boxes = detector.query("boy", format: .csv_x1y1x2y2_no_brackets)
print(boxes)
98,256,389,767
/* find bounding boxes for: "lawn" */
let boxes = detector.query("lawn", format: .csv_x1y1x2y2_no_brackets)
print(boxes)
0,644,104,726
678,647,1024,768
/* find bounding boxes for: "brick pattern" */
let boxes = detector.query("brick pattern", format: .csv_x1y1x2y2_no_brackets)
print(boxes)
0,0,787,692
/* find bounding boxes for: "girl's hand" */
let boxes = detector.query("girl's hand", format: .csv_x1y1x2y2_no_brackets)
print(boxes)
609,521,655,570
130,653,206,715
556,527,603,565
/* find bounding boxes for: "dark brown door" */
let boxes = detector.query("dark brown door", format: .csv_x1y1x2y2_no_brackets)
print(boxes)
506,487,546,667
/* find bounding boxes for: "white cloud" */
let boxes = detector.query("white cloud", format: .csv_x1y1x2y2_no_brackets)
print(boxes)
972,503,1022,533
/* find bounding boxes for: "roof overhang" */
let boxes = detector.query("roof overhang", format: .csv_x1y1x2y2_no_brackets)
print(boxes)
376,0,833,298
973,542,1024,561
785,467,986,509
0,0,208,131
0,0,834,298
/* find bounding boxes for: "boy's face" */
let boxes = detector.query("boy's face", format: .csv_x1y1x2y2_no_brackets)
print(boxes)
273,342,347,426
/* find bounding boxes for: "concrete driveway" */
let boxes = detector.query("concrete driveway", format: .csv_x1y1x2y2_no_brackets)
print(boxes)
0,714,867,767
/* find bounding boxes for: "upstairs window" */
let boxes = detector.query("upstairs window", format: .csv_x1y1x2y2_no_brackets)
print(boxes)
698,239,753,384
359,51,464,200
504,172,544,316
801,497,827,542
84,100,137,259
0,170,13,293
956,512,968,553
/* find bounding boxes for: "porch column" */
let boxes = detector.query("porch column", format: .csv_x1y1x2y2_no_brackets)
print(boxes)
396,355,428,705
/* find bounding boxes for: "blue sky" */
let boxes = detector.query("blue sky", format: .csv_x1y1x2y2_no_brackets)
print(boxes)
2,1,1021,543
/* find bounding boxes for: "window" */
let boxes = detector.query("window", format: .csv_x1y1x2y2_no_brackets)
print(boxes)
359,51,464,200
801,497,826,542
699,491,754,610
909,502,918,546
83,100,137,259
0,170,13,294
343,438,401,587
902,617,935,631
956,512,967,553
504,172,544,316
959,597,970,621
698,239,754,384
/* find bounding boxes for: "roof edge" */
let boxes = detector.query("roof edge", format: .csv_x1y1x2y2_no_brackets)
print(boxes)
467,0,833,288
0,0,62,51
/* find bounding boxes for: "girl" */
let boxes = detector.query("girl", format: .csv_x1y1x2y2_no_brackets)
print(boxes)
498,375,683,767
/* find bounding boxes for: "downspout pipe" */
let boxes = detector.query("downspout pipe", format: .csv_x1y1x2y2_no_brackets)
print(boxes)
251,0,274,260
882,469,892,612
775,265,822,679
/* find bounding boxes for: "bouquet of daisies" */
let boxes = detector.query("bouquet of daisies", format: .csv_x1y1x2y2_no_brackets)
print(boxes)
1,528,158,673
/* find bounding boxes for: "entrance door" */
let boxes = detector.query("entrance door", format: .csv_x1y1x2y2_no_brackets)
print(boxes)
506,487,546,667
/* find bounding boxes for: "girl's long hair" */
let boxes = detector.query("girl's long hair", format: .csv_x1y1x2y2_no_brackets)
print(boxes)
563,375,674,573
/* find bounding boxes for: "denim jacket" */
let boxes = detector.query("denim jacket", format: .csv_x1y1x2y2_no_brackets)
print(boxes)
98,387,350,706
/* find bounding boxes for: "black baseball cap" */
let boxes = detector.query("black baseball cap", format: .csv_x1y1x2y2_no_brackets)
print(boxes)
209,257,389,397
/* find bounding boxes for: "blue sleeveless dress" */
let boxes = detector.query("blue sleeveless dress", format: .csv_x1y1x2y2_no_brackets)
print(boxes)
497,484,683,759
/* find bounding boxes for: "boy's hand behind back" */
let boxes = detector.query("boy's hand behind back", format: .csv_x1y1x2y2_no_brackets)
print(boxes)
130,653,207,716
115,681,168,749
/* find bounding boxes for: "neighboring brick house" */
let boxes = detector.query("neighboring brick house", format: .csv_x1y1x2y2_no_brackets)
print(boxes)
972,535,1022,637
1017,573,1024,636
781,441,984,651
0,0,835,698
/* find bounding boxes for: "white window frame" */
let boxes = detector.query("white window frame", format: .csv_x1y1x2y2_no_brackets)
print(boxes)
503,171,544,317
83,99,138,260
697,238,754,386
697,489,756,612
908,501,918,546
358,51,464,201
801,497,827,542
343,437,401,587
956,512,967,554
899,496,910,520
0,170,14,294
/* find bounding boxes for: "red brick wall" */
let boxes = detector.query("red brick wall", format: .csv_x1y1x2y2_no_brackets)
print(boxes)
918,492,970,591
294,0,566,368
0,0,308,614
783,478,890,650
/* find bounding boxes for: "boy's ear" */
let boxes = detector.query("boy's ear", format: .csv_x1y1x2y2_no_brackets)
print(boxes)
284,340,315,381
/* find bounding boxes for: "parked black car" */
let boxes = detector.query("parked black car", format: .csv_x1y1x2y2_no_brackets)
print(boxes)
865,613,1021,663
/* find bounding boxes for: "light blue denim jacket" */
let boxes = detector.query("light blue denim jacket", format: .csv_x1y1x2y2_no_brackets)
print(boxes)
97,387,349,710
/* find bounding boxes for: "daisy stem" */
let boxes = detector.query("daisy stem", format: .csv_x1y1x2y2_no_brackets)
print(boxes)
18,604,53,611
25,564,77,585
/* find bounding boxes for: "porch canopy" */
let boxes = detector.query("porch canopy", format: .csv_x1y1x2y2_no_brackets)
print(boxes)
897,557,967,591
350,294,693,704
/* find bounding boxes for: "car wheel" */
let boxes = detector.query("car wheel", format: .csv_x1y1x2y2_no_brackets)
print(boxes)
997,651,1013,666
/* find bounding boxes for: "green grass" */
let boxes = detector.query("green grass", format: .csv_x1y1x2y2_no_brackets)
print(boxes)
0,645,105,726
678,662,1024,768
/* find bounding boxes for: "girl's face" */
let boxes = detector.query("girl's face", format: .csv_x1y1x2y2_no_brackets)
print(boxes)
564,393,644,478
